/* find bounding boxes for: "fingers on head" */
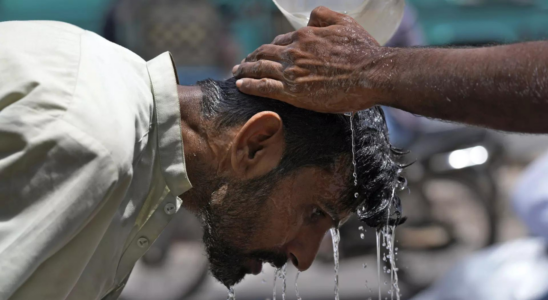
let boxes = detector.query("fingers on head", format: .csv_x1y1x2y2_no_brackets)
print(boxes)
233,60,284,81
308,6,350,27
273,32,293,46
236,78,285,100
245,44,285,63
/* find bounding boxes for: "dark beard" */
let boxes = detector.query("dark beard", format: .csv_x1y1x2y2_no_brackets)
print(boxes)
198,170,288,287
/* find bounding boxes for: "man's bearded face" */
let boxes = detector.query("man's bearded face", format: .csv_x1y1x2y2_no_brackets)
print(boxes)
197,165,352,287
201,173,287,287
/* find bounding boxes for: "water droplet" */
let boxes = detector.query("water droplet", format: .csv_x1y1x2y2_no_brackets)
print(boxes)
360,233,365,239
358,226,364,231
354,192,359,198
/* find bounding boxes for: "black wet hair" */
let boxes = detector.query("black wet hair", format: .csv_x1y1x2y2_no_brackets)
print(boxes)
196,77,405,228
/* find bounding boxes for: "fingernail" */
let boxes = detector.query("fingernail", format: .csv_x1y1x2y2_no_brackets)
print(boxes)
236,79,243,88
232,65,239,75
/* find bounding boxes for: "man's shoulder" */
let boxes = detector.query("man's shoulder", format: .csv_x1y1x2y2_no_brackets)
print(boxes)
0,20,84,120
0,20,84,43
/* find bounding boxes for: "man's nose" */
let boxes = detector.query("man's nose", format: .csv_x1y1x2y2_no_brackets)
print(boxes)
285,229,325,272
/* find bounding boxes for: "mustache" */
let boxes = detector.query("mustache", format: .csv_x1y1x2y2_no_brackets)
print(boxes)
248,249,288,269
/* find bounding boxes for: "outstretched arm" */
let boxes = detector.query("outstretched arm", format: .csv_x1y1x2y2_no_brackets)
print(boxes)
233,6,548,133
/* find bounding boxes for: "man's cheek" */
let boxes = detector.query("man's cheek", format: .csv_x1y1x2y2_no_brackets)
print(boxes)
252,208,301,249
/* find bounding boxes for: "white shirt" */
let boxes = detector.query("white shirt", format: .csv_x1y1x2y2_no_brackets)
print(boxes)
0,21,192,300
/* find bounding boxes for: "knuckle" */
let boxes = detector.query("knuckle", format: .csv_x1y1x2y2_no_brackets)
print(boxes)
283,48,299,60
294,28,309,40
310,6,326,18
287,82,302,94
245,53,254,62
251,61,262,75
282,67,297,82
273,34,285,44
258,79,272,94
257,45,267,55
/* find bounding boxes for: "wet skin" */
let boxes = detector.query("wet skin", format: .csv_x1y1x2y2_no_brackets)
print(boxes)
239,164,353,274
176,85,352,286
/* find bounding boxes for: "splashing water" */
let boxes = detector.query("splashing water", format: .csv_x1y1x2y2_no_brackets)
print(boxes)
382,226,401,300
227,286,236,300
295,271,302,300
330,228,341,300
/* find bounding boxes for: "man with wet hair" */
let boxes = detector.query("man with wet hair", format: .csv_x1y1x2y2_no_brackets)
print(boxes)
187,78,404,286
0,21,402,299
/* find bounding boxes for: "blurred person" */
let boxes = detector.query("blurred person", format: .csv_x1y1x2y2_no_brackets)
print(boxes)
407,153,548,300
0,21,405,300
408,237,548,300
513,151,548,242
234,7,548,134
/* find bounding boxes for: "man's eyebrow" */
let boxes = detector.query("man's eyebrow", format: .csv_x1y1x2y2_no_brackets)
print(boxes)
320,199,341,227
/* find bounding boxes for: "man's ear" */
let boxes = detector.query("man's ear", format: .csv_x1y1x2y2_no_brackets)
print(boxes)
231,111,284,179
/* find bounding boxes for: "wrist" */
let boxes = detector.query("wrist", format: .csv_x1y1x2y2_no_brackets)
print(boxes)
357,47,403,107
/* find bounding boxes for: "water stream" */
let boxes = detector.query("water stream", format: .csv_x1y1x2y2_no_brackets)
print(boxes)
376,230,382,300
330,228,341,300
272,267,280,300
227,286,236,300
281,264,287,300
295,271,302,300
347,113,358,187
383,225,401,300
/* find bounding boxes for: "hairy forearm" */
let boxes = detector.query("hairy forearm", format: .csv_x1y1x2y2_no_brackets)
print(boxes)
377,42,548,133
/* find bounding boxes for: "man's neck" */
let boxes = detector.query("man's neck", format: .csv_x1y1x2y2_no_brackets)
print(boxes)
177,85,231,213
177,85,211,212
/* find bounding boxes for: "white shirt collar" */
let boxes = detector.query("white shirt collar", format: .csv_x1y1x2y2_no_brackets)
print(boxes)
146,52,192,196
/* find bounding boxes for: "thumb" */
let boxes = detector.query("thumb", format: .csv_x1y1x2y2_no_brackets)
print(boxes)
307,6,352,27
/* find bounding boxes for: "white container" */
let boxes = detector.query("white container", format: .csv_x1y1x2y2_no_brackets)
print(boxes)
272,0,405,45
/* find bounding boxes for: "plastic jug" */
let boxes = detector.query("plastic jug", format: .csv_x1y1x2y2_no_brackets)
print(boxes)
272,0,405,45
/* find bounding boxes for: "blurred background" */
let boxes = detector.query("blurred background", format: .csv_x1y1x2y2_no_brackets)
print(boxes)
2,0,548,299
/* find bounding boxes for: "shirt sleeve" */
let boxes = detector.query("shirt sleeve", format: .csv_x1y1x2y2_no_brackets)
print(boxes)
0,102,125,299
